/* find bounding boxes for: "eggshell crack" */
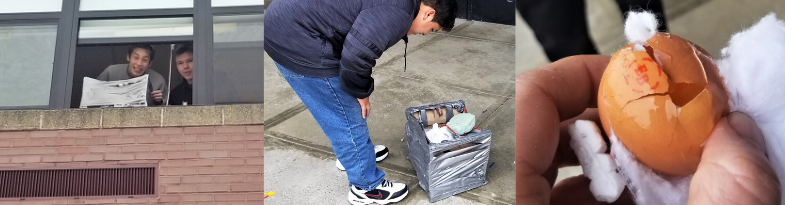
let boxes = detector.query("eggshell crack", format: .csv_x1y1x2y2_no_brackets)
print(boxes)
598,32,729,176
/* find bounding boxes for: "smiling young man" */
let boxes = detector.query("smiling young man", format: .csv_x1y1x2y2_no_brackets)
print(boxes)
168,43,193,106
265,0,457,204
97,44,167,106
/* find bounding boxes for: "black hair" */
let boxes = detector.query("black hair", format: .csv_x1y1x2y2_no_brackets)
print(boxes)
174,43,193,57
422,0,458,32
127,44,155,61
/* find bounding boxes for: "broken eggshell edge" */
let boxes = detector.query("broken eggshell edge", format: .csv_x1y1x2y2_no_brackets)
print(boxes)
598,32,730,176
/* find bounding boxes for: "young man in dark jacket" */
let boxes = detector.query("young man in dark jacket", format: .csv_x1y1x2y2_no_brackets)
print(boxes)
169,43,193,106
265,0,457,204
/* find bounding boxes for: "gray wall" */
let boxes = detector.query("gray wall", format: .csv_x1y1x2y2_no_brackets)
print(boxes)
213,46,263,104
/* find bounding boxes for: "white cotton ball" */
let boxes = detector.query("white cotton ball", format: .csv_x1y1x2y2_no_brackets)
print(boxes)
624,11,659,51
717,13,785,205
609,131,691,205
568,120,625,203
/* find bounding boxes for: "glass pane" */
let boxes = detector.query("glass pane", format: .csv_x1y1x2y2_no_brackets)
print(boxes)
0,24,57,107
214,15,263,43
79,17,193,39
212,14,263,104
0,0,61,13
212,0,264,7
80,0,192,11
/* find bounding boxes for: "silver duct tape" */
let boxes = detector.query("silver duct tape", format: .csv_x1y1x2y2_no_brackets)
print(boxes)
405,100,492,202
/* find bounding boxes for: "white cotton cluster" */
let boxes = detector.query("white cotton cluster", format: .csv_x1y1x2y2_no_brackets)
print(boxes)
717,13,785,205
624,11,659,51
609,131,691,205
425,123,454,143
567,120,625,202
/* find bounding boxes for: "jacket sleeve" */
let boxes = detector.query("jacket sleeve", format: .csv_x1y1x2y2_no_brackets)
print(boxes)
339,6,411,99
96,66,112,81
152,74,168,105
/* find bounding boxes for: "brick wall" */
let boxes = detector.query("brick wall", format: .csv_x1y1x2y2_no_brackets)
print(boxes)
0,125,263,205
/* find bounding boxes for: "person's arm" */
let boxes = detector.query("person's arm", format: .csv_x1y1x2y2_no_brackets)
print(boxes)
154,77,168,105
168,86,181,105
96,66,112,81
160,82,168,105
146,74,167,106
338,6,410,99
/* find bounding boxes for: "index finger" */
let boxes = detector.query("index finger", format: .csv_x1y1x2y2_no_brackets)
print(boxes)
516,55,610,204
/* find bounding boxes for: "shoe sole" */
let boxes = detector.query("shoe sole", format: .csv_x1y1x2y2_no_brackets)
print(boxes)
347,189,408,205
337,150,389,171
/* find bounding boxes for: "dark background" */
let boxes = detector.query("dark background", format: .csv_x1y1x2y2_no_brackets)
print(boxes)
71,43,264,108
456,0,516,25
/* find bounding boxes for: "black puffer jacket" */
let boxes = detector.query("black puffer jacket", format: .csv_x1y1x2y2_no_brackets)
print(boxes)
264,0,419,98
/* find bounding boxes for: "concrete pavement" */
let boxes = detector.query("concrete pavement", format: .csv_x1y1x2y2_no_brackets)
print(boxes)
264,19,516,205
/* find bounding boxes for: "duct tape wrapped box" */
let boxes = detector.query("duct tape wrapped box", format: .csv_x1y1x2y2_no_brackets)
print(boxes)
405,100,492,202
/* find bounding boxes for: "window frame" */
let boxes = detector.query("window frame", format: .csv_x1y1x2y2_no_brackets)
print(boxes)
0,20,60,109
0,0,263,110
0,4,70,110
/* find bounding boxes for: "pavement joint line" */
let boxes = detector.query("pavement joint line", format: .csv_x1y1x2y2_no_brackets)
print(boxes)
266,130,515,205
265,130,421,180
375,70,513,99
263,103,308,129
265,130,336,157
477,96,513,128
441,34,515,46
426,20,514,45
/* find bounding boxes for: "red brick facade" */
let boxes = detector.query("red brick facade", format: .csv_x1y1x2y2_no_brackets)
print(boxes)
0,125,263,205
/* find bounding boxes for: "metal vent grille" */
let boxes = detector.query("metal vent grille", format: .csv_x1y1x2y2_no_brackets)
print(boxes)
0,166,156,199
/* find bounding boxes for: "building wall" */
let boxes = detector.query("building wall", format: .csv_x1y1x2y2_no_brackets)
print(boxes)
0,125,263,205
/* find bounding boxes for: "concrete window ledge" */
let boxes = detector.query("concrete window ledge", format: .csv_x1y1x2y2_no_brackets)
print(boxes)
0,104,263,131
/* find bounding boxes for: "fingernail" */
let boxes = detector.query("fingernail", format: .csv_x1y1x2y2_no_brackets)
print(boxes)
727,112,766,151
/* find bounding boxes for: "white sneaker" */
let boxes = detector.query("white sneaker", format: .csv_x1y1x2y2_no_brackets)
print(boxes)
348,179,408,205
337,145,389,171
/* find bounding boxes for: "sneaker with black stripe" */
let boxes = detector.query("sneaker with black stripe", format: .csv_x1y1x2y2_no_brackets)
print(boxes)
337,145,389,171
348,179,408,205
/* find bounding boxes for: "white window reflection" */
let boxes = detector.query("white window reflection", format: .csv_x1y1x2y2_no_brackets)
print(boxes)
79,0,192,11
0,0,61,14
212,0,264,7
0,24,58,107
212,14,263,104
79,18,193,39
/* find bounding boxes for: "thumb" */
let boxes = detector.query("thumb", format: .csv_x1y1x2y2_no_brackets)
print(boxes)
726,112,766,152
688,112,780,205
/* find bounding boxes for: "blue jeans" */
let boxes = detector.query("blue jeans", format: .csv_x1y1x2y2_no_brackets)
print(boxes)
275,62,385,190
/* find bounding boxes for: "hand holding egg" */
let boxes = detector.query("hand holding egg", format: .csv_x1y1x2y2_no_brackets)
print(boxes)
597,15,730,176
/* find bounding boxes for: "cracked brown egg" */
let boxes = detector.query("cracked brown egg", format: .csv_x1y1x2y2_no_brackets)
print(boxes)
597,32,730,176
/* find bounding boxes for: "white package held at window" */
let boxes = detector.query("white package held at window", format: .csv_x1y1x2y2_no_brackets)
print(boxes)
80,75,149,108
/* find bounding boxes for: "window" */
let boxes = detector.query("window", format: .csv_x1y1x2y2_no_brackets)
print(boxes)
0,1,264,110
0,23,58,107
0,0,62,14
212,0,264,7
79,0,192,11
79,17,194,40
212,14,263,104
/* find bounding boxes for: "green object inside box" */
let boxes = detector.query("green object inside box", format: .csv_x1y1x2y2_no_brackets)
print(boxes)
447,113,475,135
